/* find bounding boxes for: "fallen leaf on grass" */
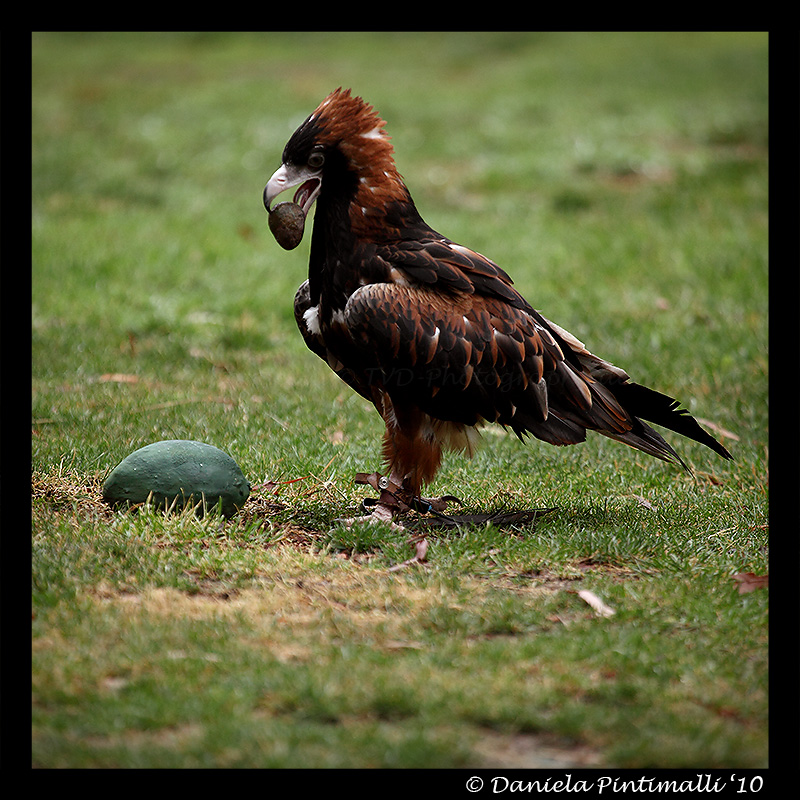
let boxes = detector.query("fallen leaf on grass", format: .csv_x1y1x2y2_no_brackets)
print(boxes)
101,676,130,691
577,590,616,617
387,539,429,572
98,373,139,383
732,572,769,594
694,470,724,486
415,538,428,562
695,418,740,442
632,494,655,510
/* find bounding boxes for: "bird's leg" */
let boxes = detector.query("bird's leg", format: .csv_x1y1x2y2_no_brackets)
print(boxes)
355,470,462,519
335,469,408,531
338,471,462,550
372,468,408,522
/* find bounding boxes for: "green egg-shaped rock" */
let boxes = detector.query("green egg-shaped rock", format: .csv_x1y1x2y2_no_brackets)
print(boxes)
103,440,250,518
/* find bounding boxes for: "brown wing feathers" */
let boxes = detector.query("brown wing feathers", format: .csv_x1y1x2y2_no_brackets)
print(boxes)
345,280,612,436
384,237,523,307
344,265,732,468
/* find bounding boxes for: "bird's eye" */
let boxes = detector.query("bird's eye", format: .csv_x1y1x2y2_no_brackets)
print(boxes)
308,151,325,170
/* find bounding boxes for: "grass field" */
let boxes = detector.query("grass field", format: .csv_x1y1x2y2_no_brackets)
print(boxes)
32,32,768,769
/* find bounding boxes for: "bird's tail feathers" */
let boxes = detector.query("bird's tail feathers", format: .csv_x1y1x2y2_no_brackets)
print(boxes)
609,381,733,463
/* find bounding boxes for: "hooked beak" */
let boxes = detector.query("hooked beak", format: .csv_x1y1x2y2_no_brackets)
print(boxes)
263,163,322,215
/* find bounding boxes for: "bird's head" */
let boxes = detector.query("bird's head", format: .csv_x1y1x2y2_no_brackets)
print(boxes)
263,88,409,237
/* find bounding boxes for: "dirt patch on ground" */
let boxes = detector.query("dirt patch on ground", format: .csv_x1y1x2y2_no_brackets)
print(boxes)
470,728,603,768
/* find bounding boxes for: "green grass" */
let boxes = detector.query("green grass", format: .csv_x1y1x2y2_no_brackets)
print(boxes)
32,32,768,768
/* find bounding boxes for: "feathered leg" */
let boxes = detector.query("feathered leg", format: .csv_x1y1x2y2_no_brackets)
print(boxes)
338,406,459,534
380,410,462,514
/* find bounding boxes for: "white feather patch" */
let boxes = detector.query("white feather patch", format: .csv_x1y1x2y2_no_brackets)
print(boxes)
433,419,483,457
361,125,384,140
303,305,321,335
